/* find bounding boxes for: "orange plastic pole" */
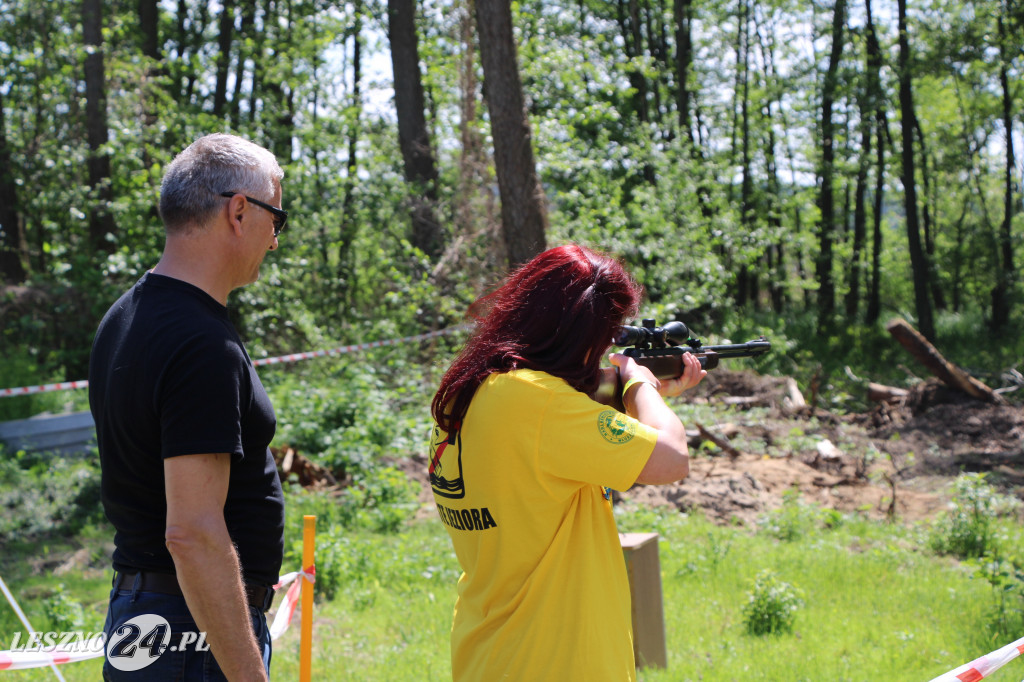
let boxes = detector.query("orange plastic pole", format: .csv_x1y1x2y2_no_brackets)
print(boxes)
299,515,316,682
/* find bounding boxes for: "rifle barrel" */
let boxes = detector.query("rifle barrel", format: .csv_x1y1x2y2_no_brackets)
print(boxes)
700,339,771,357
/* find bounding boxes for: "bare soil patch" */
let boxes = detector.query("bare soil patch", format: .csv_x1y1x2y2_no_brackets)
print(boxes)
395,371,1024,527
622,371,1023,525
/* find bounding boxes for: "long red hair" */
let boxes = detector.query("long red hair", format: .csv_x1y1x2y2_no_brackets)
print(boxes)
431,244,643,432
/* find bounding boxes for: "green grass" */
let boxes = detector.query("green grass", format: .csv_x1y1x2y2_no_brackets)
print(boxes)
3,504,1023,681
623,512,999,681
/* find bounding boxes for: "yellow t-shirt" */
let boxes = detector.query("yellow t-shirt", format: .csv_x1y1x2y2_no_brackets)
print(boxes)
429,369,658,681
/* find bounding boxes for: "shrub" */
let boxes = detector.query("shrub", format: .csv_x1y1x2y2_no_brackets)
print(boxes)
42,584,86,630
0,447,104,541
282,465,420,600
345,466,420,534
930,473,1020,559
742,569,804,636
971,554,1024,638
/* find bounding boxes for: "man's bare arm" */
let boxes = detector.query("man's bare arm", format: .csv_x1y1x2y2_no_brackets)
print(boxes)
165,453,267,681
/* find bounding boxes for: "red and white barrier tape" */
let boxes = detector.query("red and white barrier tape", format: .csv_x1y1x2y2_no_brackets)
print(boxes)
268,566,315,641
927,635,1024,682
0,325,469,398
250,327,463,367
0,565,317,672
0,637,101,673
0,380,90,399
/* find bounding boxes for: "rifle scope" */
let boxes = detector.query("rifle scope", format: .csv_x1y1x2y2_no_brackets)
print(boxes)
613,319,691,348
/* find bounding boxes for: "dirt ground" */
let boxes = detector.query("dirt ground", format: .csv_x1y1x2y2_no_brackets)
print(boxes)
396,370,1024,527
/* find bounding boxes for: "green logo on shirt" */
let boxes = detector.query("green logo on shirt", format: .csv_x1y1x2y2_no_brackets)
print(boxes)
597,410,636,444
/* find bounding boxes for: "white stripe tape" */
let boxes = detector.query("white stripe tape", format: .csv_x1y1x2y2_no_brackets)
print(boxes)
928,635,1024,682
0,325,470,398
0,566,318,671
0,574,68,678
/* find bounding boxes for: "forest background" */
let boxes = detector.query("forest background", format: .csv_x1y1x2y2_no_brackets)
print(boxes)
1,1,1024,679
0,0,1021,408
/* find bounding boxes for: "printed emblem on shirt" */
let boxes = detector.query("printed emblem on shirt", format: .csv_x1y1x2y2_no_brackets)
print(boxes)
429,424,465,499
596,410,636,444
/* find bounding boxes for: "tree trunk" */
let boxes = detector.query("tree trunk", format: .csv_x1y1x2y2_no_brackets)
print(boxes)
262,0,294,161
338,0,363,303
646,0,669,131
177,2,209,104
950,202,970,312
246,1,263,125
174,0,188,60
475,0,548,267
213,0,235,118
83,0,115,253
754,20,786,311
388,0,443,260
736,0,754,308
991,12,1017,332
615,0,655,186
897,0,934,340
846,72,871,320
139,0,160,59
763,96,785,312
915,119,946,311
618,0,650,126
673,0,694,145
229,0,254,127
0,89,27,284
815,0,845,331
434,0,503,285
864,0,885,325
137,0,162,172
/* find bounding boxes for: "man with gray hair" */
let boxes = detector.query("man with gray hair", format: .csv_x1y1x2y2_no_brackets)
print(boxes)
89,133,287,680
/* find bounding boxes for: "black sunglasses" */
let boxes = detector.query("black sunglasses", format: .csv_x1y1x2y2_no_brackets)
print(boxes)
220,192,288,236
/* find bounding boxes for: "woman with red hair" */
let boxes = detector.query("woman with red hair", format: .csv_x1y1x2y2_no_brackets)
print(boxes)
429,244,704,680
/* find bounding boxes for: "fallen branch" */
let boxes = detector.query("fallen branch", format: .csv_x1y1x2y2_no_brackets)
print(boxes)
885,318,1004,404
694,422,744,460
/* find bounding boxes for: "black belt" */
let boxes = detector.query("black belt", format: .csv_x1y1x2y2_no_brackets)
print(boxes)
113,571,275,613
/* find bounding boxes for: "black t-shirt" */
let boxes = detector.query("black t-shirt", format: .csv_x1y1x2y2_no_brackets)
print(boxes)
88,273,285,586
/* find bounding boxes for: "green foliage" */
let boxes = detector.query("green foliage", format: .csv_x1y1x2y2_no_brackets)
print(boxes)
1,0,1021,413
930,473,1020,559
741,569,804,636
282,467,421,601
0,344,89,421
0,447,104,541
345,466,420,533
970,553,1024,639
42,583,86,631
266,354,438,475
0,504,1010,681
757,488,843,542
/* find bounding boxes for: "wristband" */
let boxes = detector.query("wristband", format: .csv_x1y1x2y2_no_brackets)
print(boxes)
622,377,655,397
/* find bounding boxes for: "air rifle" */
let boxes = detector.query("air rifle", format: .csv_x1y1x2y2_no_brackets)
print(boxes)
593,319,771,406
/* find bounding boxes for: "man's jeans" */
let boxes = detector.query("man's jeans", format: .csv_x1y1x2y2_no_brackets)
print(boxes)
102,578,272,681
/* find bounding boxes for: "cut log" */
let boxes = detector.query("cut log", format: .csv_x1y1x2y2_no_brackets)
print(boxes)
784,378,806,410
885,318,1004,404
718,396,769,407
868,382,909,403
273,446,339,488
